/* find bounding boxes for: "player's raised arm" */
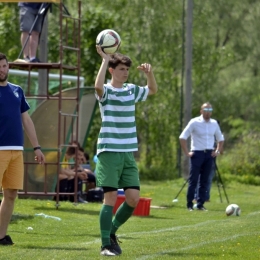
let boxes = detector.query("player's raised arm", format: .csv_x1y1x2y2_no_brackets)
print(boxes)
94,45,111,98
137,63,158,95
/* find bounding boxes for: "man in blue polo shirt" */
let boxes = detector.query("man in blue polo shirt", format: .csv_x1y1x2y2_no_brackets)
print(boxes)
18,2,47,62
0,52,45,245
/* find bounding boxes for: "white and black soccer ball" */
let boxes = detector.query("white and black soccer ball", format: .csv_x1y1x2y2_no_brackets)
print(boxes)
225,204,241,216
96,29,121,54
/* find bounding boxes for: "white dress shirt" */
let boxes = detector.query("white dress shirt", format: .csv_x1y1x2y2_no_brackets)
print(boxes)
179,115,224,151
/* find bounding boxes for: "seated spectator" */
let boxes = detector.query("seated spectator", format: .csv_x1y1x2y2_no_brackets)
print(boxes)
79,149,92,170
54,144,96,202
75,148,96,192
55,146,76,201
54,146,86,202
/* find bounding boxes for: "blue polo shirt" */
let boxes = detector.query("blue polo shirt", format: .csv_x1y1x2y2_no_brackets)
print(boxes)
18,2,42,10
0,83,30,150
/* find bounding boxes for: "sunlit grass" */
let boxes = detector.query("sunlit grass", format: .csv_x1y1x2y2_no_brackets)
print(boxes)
0,180,259,259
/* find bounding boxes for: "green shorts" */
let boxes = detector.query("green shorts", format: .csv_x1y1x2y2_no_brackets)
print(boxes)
96,152,140,189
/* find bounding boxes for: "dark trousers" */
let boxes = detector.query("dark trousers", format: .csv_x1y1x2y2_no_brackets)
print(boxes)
68,178,83,202
54,179,69,201
194,157,216,201
54,178,83,202
187,150,214,208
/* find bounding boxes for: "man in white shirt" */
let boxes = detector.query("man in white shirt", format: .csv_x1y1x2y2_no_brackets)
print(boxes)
179,102,224,211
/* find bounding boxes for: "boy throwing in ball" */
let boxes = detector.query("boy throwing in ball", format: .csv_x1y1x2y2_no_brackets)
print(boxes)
95,45,158,256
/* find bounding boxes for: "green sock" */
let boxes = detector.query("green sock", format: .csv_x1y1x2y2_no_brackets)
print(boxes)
111,201,135,235
100,204,113,247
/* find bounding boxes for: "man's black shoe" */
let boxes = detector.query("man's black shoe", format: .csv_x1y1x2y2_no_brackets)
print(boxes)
0,235,14,245
197,206,208,211
110,234,122,254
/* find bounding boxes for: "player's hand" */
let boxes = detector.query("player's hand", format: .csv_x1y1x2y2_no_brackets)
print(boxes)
96,45,111,60
34,150,45,164
137,63,152,74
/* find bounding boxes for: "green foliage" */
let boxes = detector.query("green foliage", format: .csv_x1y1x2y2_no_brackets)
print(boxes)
218,131,260,184
1,1,260,182
0,3,20,60
221,173,260,186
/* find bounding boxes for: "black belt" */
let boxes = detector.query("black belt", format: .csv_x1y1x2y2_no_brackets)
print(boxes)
192,149,213,153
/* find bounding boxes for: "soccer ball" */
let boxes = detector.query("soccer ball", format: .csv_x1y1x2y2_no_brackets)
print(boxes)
225,204,241,216
96,29,121,54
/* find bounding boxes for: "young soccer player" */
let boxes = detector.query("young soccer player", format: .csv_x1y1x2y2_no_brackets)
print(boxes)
94,45,158,256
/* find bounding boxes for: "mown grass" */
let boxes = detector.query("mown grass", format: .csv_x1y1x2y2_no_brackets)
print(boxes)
0,179,259,260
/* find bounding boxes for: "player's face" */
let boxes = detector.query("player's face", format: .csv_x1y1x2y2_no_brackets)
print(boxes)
0,59,9,83
200,105,213,121
112,64,129,83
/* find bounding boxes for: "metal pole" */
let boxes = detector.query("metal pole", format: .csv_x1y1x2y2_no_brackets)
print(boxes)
172,179,189,202
185,0,193,126
182,0,193,178
178,0,186,177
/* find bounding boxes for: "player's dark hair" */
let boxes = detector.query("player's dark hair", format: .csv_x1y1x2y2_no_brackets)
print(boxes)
0,53,8,63
108,53,132,69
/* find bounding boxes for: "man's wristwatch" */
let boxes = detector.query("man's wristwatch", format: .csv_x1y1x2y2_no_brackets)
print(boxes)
34,146,41,151
215,150,220,154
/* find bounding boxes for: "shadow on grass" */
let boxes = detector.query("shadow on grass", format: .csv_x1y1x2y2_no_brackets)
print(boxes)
143,252,221,258
141,215,174,220
169,203,228,212
23,245,89,251
33,206,171,219
11,213,34,224
33,206,100,216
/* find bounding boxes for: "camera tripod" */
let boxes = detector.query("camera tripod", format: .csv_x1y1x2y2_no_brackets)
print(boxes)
172,161,229,203
215,161,229,203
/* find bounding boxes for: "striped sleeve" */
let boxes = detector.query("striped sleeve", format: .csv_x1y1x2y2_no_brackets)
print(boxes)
134,85,149,103
95,85,107,102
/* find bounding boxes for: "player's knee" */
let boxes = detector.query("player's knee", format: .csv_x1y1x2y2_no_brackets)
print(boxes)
125,196,139,208
3,189,18,201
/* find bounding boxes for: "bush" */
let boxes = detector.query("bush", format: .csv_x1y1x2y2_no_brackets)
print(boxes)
218,173,260,186
218,131,260,185
138,164,177,181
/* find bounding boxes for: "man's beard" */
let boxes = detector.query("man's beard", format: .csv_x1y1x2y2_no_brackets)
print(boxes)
203,115,211,121
0,74,8,82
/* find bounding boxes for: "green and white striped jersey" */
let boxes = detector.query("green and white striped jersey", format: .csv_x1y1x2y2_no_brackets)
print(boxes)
95,83,149,155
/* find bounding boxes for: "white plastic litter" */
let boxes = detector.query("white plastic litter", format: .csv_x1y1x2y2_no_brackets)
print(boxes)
35,213,61,221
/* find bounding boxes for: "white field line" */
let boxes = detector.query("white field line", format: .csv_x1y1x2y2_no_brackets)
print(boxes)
82,220,219,246
247,211,260,216
82,210,260,247
2,211,259,259
135,211,260,260
136,231,260,260
30,210,260,250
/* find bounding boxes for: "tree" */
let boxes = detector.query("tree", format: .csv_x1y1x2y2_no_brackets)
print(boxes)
2,0,260,180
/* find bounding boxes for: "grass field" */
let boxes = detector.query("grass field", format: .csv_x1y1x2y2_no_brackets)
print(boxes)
0,179,259,260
